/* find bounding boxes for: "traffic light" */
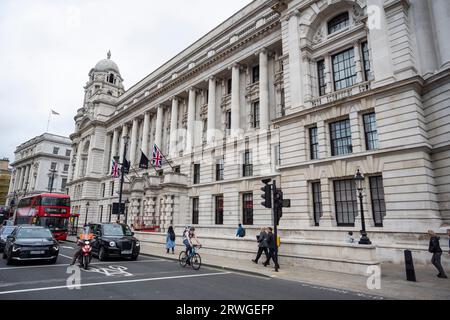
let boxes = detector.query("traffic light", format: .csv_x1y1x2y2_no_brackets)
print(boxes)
261,179,272,209
274,188,283,225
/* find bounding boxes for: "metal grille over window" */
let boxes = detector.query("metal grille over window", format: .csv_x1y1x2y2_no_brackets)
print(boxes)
332,48,356,91
252,102,260,128
362,42,371,81
364,113,379,150
317,60,326,96
310,127,319,160
330,119,353,156
215,196,224,225
192,198,199,225
312,182,323,226
242,193,253,225
370,176,386,227
216,159,224,181
334,179,358,227
243,150,253,177
328,12,350,34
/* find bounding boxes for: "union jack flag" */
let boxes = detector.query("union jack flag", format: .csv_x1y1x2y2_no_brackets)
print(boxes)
111,160,119,178
151,144,162,168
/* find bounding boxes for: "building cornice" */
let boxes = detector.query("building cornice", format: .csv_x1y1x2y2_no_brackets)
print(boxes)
11,153,70,167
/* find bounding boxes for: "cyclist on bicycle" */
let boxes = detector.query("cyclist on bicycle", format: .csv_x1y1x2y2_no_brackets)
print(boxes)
184,227,201,265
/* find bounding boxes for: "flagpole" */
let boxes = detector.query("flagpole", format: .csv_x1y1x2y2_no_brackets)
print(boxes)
155,144,175,173
46,110,51,133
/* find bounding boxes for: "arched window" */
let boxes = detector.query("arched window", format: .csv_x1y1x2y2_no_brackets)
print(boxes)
108,73,115,84
328,12,350,35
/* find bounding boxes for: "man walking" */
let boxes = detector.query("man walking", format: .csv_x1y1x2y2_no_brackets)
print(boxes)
263,227,280,271
252,228,269,264
428,230,447,279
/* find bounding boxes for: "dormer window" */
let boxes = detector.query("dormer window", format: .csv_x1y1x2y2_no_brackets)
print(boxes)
107,73,115,84
328,12,350,35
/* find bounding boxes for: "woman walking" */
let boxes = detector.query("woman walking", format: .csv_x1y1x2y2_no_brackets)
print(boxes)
252,227,269,264
166,226,176,254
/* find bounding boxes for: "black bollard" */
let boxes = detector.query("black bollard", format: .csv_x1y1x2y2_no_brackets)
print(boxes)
404,250,417,282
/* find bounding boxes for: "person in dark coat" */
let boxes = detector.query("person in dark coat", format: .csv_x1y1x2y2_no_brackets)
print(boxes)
252,228,269,264
263,227,280,271
428,230,447,279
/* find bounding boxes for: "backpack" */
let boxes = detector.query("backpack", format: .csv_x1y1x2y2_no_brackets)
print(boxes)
240,228,246,237
170,231,176,242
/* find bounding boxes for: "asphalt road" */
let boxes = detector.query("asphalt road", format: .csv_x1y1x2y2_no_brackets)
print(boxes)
0,242,384,300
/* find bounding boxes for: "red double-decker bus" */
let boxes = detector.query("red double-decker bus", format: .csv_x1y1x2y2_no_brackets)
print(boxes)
14,194,71,241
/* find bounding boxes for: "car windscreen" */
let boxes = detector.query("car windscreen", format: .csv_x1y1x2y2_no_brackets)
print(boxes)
42,197,70,207
0,227,15,236
17,228,53,239
102,224,133,237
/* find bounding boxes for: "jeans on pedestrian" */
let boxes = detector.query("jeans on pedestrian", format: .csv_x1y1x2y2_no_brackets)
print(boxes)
183,239,192,262
255,247,269,263
432,252,447,276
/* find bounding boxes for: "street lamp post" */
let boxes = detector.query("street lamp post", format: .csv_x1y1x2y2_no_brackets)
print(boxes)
117,135,130,223
49,169,57,194
355,169,372,245
125,199,130,225
84,202,90,227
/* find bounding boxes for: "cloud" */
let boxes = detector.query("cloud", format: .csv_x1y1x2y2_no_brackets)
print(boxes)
0,0,253,162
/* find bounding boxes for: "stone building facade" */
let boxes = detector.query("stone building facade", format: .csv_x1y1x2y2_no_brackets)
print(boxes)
7,133,72,206
68,0,450,271
0,159,11,205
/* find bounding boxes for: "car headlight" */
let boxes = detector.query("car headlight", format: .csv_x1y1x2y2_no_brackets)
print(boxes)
135,241,140,247
109,241,116,247
53,245,59,251
84,241,90,245
12,245,21,252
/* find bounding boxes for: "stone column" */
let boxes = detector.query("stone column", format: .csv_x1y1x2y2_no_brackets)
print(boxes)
350,111,362,153
19,166,26,190
324,55,333,94
430,0,450,69
111,129,119,160
231,64,241,135
130,118,139,165
317,120,327,159
103,133,112,175
287,10,304,108
141,111,151,157
411,0,438,76
366,0,394,87
23,165,30,192
75,142,83,180
207,78,217,143
187,88,196,153
259,49,270,130
119,125,129,163
170,98,179,157
13,168,21,191
354,41,364,83
320,178,334,227
303,56,313,102
154,105,164,149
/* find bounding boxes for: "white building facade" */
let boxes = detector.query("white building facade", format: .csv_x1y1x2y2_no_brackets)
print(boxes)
68,0,450,272
7,133,72,205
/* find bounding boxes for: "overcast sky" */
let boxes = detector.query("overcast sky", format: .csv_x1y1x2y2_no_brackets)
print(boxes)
0,0,253,163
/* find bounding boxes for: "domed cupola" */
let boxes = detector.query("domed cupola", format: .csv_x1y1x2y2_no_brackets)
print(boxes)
86,50,125,99
94,50,121,75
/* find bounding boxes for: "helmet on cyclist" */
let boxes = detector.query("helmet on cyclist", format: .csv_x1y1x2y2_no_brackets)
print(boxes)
190,227,196,231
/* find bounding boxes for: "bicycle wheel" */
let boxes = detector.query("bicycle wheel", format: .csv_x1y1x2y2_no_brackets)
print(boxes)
179,251,188,267
191,253,202,270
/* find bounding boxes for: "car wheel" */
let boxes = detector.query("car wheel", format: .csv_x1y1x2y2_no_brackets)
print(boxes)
99,247,107,261
49,257,58,264
131,255,138,261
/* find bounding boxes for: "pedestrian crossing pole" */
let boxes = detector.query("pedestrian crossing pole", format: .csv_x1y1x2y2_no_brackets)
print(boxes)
272,180,279,273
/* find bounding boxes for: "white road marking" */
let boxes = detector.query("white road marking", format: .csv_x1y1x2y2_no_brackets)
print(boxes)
0,258,165,271
0,272,231,296
59,254,74,260
61,246,74,250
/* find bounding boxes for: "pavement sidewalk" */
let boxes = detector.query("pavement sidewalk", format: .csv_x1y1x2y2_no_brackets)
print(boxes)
139,243,450,300
66,236,450,300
